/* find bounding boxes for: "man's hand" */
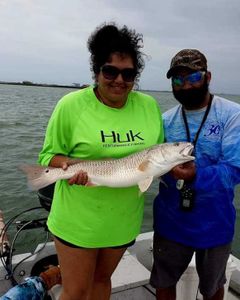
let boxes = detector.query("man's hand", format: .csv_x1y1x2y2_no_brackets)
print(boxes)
170,161,196,182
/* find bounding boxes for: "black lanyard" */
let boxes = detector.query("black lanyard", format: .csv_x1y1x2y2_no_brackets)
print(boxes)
181,95,213,148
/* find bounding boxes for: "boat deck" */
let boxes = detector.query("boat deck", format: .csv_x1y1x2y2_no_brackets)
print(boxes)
48,249,240,299
1,232,240,299
228,291,240,300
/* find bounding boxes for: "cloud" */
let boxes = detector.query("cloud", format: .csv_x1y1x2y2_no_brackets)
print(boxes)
0,0,239,93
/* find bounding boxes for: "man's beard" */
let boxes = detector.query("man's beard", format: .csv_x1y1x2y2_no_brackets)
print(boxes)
173,78,209,110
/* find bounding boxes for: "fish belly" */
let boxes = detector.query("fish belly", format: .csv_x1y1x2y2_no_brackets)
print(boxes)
88,169,144,188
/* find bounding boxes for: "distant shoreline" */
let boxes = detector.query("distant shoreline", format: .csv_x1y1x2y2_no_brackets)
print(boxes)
0,81,89,89
0,81,170,93
2,81,237,95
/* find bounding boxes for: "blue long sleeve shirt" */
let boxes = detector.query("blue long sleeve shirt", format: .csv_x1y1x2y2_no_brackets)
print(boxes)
153,95,240,248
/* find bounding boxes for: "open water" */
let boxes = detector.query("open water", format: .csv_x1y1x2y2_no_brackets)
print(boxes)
1,84,240,258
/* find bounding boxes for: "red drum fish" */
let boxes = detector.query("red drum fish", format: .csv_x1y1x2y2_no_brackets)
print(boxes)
20,142,194,193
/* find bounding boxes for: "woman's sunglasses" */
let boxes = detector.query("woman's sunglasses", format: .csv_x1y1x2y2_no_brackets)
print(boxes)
101,65,137,82
172,71,205,87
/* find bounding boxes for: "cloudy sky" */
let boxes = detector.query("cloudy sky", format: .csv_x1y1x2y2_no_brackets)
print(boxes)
0,0,240,94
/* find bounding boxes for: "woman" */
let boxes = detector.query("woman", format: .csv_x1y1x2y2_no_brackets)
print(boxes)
39,22,164,300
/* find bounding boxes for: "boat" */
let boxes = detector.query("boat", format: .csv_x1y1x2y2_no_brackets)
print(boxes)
1,204,240,299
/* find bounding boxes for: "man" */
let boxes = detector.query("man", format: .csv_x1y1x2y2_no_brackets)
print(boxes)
150,49,240,300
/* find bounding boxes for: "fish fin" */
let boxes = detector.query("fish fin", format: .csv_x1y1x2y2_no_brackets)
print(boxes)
138,160,151,172
138,177,153,192
19,164,56,191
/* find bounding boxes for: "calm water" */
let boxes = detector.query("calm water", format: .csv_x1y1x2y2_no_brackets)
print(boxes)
1,84,240,257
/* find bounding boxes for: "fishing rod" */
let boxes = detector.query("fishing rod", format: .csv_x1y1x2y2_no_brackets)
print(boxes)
0,207,49,286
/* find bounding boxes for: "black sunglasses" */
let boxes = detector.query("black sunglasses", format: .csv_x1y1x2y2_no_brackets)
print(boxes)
100,65,137,82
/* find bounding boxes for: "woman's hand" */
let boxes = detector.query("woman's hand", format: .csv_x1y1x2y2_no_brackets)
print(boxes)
170,161,196,182
67,170,89,186
50,155,89,186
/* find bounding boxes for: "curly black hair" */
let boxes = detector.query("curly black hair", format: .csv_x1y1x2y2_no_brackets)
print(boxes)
87,22,145,82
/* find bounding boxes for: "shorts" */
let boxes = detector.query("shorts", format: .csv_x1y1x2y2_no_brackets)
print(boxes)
150,233,231,298
54,235,135,249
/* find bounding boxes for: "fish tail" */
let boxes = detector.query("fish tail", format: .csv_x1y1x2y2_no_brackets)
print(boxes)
19,164,56,191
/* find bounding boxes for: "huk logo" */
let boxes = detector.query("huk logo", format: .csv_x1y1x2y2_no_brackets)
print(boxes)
100,130,144,143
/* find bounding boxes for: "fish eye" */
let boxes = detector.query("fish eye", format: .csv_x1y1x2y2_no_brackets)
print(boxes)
174,142,180,146
45,169,49,173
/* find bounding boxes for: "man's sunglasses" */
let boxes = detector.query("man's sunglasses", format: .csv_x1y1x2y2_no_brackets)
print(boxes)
172,71,206,87
101,65,137,82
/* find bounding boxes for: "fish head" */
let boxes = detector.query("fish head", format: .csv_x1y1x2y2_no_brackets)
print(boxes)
162,142,194,161
146,142,195,174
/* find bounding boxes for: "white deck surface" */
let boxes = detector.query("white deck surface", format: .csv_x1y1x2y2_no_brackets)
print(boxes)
228,292,240,300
